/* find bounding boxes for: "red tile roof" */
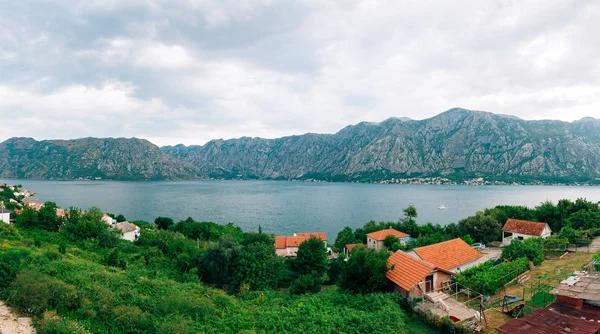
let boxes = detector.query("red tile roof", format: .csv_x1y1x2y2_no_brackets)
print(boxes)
274,232,327,249
386,251,436,291
413,238,483,271
275,236,286,249
345,243,364,252
285,236,307,247
497,308,600,334
366,228,409,241
502,219,549,236
296,232,327,241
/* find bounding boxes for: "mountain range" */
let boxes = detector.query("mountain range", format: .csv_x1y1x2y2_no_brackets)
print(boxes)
2,108,600,182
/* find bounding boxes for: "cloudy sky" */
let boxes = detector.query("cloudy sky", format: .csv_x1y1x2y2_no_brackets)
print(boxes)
1,1,599,146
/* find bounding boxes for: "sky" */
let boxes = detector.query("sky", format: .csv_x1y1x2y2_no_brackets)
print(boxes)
1,0,600,146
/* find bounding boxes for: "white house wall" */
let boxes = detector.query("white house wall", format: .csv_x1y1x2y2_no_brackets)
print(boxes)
449,258,481,273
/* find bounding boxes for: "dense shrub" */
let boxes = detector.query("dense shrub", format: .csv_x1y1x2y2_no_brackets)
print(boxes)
9,270,80,316
456,257,529,295
0,248,30,298
60,207,120,248
338,247,392,294
501,238,544,264
289,273,322,295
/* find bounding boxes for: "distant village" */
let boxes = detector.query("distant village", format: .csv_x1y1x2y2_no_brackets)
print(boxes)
0,184,140,241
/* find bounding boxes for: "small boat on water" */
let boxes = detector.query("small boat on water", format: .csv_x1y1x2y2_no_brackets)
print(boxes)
437,204,447,210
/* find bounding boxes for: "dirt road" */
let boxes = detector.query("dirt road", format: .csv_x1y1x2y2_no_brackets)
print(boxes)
0,301,34,334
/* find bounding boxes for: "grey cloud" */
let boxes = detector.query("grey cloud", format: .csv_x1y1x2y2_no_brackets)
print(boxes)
1,0,600,146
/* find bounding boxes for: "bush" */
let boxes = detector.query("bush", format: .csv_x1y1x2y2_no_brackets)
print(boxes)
154,217,174,230
0,223,21,240
289,273,322,295
456,257,529,295
338,247,392,294
502,238,544,265
0,248,30,298
9,270,80,316
60,207,120,248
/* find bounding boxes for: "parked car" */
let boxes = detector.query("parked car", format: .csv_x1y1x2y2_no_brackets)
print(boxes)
472,242,486,250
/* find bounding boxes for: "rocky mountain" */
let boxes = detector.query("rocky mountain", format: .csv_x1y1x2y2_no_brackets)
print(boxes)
162,108,600,183
0,137,199,180
2,109,599,182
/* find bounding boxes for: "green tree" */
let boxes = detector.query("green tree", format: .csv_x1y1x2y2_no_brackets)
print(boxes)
289,273,322,295
333,226,357,252
458,212,501,244
154,217,174,230
200,237,241,288
558,226,579,244
291,237,329,278
383,234,397,250
566,210,600,230
338,247,392,294
115,214,127,223
230,242,281,292
501,238,544,265
241,232,274,246
402,205,417,223
534,201,564,232
461,234,474,245
61,207,120,248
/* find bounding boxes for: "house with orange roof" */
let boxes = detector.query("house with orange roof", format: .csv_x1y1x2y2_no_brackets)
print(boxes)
275,232,327,257
410,238,484,272
366,228,410,251
343,243,364,257
502,218,551,246
387,251,454,297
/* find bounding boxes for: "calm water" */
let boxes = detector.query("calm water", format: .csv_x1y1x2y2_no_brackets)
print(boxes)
2,179,599,240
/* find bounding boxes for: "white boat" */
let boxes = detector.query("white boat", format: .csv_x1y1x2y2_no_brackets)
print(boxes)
437,204,447,210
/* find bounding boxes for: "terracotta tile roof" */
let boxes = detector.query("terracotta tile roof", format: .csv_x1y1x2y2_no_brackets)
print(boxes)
497,308,600,334
366,228,409,241
285,236,307,247
386,251,434,291
296,232,327,241
502,218,549,236
275,236,286,249
413,238,483,271
275,232,327,249
345,243,364,252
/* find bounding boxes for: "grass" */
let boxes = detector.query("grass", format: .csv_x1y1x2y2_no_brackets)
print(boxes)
482,251,593,334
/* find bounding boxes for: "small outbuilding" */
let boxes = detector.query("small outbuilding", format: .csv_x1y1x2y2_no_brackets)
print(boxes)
502,218,551,246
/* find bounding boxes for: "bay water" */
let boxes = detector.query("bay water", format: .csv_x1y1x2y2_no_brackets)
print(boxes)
2,179,599,240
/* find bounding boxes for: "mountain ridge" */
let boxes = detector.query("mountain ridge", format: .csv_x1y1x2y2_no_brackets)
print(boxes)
2,108,600,182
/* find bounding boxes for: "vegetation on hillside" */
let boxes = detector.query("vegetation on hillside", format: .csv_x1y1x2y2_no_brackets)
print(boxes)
0,203,433,333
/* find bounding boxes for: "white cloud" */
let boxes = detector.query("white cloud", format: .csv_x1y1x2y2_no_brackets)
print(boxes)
1,0,600,146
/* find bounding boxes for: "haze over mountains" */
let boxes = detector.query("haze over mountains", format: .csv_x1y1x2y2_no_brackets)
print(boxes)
2,108,600,182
